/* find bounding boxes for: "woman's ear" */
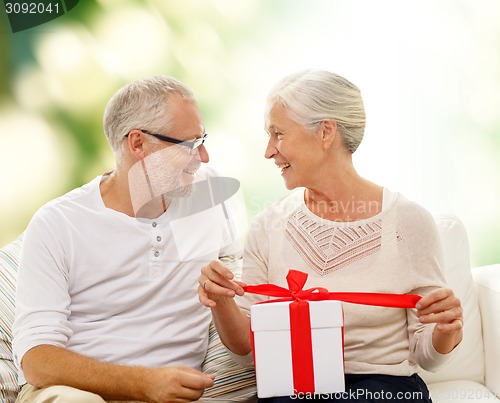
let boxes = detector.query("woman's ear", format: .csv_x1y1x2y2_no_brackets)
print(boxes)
127,130,147,159
320,119,337,150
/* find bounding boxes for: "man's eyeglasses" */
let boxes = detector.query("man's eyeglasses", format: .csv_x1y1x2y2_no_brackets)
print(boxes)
127,130,208,155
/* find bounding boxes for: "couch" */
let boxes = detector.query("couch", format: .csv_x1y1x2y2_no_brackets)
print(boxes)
1,214,499,402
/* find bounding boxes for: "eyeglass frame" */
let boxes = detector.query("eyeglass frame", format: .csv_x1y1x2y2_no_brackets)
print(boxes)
126,129,208,155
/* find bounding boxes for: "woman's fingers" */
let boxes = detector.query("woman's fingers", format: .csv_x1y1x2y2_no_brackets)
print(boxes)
198,260,246,307
416,287,463,330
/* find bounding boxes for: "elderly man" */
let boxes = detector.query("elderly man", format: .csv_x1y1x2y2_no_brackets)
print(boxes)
13,76,241,402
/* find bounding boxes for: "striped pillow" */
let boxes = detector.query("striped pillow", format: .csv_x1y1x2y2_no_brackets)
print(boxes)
0,235,23,402
201,321,257,402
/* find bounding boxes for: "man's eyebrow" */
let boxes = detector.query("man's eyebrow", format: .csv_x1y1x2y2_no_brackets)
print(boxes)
194,127,206,138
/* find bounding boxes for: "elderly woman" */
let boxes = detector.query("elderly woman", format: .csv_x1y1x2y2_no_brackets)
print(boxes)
199,70,463,402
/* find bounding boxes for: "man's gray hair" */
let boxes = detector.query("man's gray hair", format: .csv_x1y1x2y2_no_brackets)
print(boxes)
266,70,366,153
103,76,196,153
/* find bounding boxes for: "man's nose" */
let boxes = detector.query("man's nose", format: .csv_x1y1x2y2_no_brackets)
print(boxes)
196,144,209,163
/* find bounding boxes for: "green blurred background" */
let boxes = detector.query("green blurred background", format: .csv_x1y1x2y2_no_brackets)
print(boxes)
1,0,499,266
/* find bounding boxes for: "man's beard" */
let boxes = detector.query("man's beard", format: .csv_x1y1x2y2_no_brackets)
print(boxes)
128,146,198,217
162,177,193,199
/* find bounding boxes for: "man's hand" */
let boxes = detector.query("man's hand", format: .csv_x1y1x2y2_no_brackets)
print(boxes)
145,366,214,403
21,345,214,402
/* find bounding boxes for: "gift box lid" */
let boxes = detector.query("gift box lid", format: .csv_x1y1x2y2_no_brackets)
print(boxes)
251,300,343,332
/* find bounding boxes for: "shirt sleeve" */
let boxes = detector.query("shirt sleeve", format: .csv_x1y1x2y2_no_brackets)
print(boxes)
12,207,73,369
402,205,459,371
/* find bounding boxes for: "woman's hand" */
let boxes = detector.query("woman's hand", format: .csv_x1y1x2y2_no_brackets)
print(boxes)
198,260,246,308
198,260,252,355
416,287,463,353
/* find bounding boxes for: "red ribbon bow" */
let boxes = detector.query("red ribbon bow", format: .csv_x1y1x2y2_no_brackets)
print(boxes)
244,269,422,308
244,269,422,394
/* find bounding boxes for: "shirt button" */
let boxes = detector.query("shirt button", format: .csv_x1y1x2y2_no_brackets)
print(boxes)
154,251,160,257
152,222,157,228
156,236,162,242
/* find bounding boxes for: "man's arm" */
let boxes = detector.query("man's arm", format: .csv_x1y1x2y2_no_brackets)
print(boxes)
22,344,214,402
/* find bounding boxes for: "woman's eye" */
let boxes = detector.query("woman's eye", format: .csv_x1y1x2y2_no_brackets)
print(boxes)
276,133,284,140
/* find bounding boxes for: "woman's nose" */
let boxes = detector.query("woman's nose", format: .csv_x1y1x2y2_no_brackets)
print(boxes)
264,137,277,159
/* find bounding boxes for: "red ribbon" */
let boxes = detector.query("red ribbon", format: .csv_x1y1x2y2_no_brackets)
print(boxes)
244,269,422,394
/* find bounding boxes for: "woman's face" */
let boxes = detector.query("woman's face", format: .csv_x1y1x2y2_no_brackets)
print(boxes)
264,104,323,190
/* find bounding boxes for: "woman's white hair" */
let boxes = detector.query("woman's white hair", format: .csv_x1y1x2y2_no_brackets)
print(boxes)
266,69,366,153
103,76,196,154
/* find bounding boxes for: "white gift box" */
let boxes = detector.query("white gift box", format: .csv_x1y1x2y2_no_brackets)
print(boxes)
251,300,345,398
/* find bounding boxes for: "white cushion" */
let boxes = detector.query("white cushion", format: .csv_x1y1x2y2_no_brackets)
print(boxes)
419,215,484,384
473,264,500,397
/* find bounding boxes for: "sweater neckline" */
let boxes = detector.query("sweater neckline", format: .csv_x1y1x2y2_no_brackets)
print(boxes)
297,187,398,226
